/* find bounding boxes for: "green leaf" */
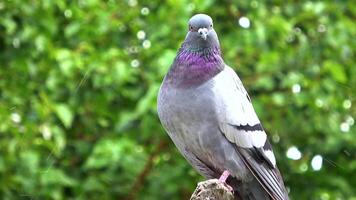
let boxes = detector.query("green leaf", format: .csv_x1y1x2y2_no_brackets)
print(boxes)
40,169,77,186
54,104,74,128
323,60,347,83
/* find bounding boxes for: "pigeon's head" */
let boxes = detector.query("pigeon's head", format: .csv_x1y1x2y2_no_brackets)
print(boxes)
184,14,220,48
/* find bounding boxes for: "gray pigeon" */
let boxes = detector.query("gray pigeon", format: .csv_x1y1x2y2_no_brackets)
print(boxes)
157,14,289,200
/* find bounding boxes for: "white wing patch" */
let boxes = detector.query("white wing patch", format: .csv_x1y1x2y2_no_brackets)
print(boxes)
252,130,267,147
263,150,276,167
220,124,267,148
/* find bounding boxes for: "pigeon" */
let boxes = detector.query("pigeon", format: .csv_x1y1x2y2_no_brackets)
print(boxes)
157,14,289,200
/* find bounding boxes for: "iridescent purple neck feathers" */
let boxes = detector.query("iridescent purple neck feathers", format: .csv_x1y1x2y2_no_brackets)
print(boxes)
165,46,224,88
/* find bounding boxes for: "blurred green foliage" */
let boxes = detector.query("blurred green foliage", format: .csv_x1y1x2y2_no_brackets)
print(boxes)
0,0,355,199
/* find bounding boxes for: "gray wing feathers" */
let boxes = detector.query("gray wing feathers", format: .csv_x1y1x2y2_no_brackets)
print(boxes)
238,148,289,200
216,66,268,149
217,66,289,200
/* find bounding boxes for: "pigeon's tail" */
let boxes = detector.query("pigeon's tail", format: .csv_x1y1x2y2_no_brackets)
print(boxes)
228,177,271,200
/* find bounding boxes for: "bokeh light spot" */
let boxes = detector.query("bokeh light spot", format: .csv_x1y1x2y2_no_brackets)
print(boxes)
286,146,302,160
311,155,323,171
238,17,250,29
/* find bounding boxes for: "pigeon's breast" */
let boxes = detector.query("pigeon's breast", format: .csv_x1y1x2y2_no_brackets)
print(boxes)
158,80,219,150
158,78,246,175
158,68,252,180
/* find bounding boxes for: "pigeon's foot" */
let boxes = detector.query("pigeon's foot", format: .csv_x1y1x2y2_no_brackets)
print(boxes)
218,170,233,192
218,170,230,182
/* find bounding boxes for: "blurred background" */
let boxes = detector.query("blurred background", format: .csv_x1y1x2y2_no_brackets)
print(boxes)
0,0,355,199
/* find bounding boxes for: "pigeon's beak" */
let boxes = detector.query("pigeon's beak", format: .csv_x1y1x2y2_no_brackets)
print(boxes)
198,28,208,40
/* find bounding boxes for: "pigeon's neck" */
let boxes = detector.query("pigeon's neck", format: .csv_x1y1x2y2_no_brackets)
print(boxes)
165,46,224,88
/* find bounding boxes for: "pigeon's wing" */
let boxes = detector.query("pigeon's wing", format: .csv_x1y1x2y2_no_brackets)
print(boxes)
216,66,289,200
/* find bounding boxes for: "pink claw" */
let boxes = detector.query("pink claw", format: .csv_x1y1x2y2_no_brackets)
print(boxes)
218,170,234,192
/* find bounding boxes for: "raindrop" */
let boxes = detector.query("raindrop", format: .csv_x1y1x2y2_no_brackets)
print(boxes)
311,155,323,171
137,30,146,40
11,112,21,123
141,7,150,15
292,83,301,93
142,40,151,49
286,146,302,160
342,99,351,109
131,59,140,68
238,17,250,29
340,122,350,133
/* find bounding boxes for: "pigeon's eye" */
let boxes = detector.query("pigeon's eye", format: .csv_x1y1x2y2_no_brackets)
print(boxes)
210,24,213,28
189,26,193,31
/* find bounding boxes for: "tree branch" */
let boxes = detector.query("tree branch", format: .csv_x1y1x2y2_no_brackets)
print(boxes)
126,140,167,200
190,179,235,200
